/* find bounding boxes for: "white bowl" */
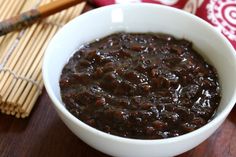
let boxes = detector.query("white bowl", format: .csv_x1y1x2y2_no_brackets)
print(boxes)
42,4,236,157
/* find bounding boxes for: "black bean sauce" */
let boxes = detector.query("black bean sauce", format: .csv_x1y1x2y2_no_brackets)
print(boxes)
60,33,221,139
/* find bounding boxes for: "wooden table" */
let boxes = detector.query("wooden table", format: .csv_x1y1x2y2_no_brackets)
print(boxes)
1,88,236,157
1,4,236,157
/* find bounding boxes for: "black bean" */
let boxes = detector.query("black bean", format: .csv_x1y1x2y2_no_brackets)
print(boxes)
95,97,106,107
60,33,221,139
152,120,166,130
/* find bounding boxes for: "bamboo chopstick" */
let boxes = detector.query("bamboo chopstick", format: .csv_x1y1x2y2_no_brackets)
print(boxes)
0,0,84,36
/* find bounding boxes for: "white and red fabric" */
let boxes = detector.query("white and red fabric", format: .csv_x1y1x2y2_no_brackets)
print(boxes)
90,0,236,50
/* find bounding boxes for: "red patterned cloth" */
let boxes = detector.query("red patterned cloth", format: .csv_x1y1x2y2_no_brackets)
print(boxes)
90,0,236,50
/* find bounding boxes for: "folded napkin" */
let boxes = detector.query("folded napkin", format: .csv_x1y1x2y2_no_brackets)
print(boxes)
91,0,236,50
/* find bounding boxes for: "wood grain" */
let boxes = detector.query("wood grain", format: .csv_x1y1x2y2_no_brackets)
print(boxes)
0,89,235,157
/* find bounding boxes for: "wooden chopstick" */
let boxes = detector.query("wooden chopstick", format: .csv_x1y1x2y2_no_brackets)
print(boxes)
0,0,84,36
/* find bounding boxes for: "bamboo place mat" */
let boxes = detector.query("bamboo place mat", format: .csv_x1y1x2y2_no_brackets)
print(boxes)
0,0,86,118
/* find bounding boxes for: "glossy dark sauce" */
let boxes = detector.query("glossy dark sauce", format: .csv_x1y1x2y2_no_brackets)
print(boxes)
60,33,221,139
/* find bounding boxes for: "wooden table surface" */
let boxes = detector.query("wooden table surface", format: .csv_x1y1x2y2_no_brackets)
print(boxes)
1,3,236,157
0,89,236,157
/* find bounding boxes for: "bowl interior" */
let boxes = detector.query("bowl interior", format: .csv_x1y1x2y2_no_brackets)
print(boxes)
42,4,236,157
43,4,236,118
43,4,236,141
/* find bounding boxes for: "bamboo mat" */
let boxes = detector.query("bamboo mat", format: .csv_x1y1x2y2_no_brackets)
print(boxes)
0,0,86,118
